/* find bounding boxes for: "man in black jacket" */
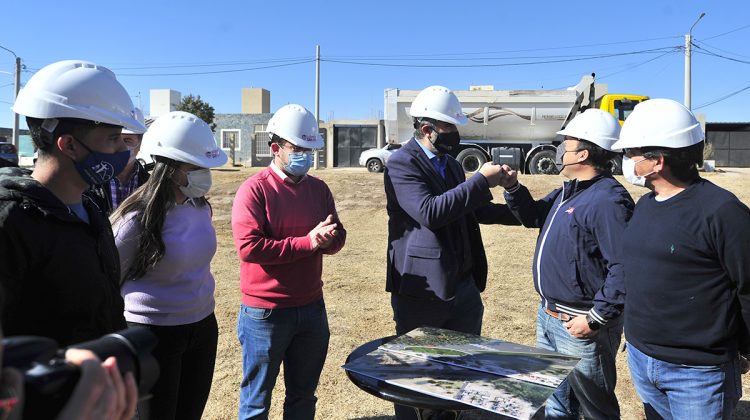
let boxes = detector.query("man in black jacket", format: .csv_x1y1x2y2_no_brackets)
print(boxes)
0,60,145,348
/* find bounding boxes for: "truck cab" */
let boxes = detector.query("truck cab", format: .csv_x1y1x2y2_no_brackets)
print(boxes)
596,94,650,125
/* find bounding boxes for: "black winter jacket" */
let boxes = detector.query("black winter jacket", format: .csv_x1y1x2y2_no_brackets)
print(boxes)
0,167,127,346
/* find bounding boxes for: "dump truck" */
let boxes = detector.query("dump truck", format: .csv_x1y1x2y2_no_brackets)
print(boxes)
384,75,648,174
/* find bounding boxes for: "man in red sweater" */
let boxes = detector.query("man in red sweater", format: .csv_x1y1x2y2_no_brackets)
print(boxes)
231,104,346,420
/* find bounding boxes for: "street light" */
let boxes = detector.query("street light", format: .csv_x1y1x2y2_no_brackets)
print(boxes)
0,45,21,148
685,12,706,110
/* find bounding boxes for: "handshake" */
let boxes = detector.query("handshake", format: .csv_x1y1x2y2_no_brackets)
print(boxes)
478,162,519,189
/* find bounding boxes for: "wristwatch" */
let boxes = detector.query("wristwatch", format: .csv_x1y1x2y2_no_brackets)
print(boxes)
585,314,601,331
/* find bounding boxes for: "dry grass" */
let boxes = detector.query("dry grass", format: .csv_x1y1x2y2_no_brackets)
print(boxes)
202,166,750,420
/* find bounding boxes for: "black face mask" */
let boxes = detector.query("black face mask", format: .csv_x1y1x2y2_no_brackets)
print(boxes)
432,131,461,156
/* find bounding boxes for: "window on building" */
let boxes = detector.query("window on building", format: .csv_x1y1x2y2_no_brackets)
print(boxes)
221,130,241,151
255,131,272,157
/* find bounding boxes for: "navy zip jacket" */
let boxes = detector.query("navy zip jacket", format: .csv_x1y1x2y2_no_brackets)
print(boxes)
504,175,634,324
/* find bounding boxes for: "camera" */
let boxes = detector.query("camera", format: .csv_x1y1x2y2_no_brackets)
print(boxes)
2,327,159,419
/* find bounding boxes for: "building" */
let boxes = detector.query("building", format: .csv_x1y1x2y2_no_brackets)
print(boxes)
149,88,386,168
706,122,750,167
149,89,181,118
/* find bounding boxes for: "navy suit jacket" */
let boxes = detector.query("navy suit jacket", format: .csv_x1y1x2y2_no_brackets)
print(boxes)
384,138,519,300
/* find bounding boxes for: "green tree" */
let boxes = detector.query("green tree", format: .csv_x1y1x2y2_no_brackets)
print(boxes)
177,94,217,132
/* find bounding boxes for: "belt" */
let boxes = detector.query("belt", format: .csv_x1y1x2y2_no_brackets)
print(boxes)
545,307,575,322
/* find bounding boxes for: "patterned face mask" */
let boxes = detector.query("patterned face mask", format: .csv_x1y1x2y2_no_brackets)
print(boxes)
72,136,130,185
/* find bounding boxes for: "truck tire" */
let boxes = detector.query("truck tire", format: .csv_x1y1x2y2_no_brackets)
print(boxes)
456,148,487,173
366,158,384,173
528,149,559,175
608,155,623,175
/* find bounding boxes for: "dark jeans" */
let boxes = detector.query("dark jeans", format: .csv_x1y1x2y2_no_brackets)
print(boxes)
390,278,484,420
128,312,218,420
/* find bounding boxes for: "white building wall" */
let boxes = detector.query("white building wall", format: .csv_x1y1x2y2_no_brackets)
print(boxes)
149,89,181,118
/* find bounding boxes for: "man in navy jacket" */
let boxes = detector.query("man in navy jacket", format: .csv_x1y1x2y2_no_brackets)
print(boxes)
503,109,634,419
384,85,519,419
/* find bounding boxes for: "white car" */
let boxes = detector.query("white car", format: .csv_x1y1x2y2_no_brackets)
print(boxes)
359,142,403,173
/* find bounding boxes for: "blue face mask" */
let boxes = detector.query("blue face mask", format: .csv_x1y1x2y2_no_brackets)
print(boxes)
72,137,130,185
284,151,313,177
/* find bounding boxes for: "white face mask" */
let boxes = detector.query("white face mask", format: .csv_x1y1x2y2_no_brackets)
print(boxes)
179,168,212,198
622,156,654,187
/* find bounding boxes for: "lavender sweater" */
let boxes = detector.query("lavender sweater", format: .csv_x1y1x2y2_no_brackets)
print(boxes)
113,202,217,326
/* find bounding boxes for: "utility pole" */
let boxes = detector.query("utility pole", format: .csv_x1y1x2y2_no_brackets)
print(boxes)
0,45,20,148
685,12,705,110
314,45,321,169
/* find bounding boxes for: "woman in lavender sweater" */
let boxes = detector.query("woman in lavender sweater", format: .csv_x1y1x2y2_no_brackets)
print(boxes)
111,111,227,420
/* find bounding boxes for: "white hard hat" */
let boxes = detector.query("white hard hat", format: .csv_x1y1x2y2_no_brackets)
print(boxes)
12,60,145,133
610,99,703,151
557,108,621,151
122,107,145,134
409,85,468,126
267,104,323,149
141,111,227,168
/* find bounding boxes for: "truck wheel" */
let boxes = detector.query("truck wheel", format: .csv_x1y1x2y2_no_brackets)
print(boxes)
608,155,623,175
456,148,487,173
528,150,559,175
366,158,383,173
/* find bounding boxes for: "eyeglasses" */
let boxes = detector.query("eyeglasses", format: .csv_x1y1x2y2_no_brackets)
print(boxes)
279,143,312,153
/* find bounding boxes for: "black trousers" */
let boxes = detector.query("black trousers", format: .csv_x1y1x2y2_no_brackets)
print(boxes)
128,313,218,420
390,278,484,420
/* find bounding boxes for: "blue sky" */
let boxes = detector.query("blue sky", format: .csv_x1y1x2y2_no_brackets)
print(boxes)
1,0,749,131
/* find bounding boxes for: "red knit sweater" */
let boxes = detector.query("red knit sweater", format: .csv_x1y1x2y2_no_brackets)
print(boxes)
231,165,346,308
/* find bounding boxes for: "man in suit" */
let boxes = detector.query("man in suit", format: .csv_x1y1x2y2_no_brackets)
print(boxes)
384,85,519,419
385,85,521,334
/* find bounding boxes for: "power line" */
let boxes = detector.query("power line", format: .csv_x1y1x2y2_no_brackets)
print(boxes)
114,59,316,77
597,50,680,81
110,57,312,70
693,40,750,60
692,45,750,65
701,23,750,41
325,36,682,59
321,47,679,68
694,84,750,109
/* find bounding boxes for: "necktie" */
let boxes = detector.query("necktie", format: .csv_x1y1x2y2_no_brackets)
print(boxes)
432,156,447,179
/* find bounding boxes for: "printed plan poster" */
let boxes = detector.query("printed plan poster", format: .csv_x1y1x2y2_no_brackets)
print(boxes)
343,328,579,419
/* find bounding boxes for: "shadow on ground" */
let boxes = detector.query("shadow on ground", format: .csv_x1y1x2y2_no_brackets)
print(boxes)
735,400,750,419
350,417,394,420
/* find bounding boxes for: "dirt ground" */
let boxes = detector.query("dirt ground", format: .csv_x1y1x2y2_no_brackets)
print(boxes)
202,166,750,420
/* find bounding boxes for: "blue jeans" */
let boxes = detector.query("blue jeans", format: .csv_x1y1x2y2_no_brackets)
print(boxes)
536,304,622,420
237,298,330,420
627,343,742,420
